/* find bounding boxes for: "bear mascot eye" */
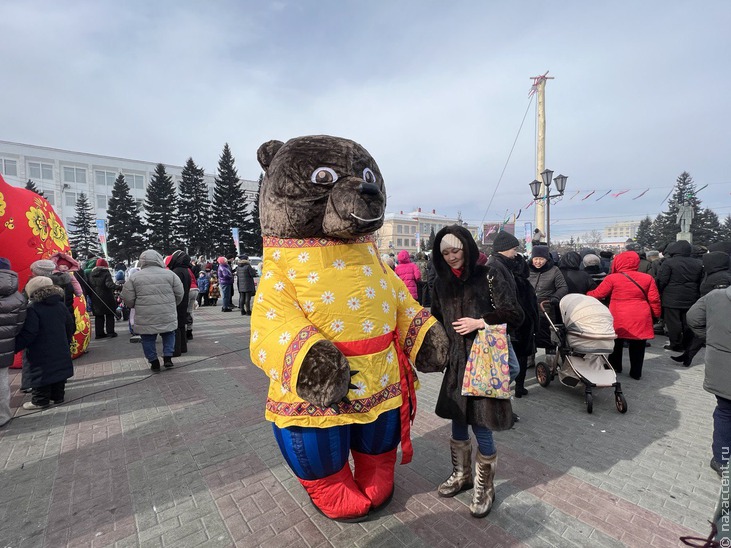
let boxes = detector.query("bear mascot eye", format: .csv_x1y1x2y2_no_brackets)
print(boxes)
363,167,377,185
311,167,338,184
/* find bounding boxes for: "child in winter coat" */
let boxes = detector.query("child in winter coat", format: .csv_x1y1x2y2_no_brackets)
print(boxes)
15,276,75,409
197,271,210,307
0,258,28,426
208,274,220,306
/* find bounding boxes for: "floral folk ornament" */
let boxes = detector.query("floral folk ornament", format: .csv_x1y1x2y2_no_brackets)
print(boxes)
0,174,91,362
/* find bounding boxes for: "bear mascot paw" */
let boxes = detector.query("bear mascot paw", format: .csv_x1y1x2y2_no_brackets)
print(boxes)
249,135,448,521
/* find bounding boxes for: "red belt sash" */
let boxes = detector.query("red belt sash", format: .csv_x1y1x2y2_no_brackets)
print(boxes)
333,331,416,464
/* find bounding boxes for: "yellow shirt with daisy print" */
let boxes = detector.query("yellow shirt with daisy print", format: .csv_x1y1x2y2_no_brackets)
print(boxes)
250,236,437,428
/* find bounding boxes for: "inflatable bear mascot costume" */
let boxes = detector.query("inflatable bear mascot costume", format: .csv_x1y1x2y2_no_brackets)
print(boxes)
250,135,449,521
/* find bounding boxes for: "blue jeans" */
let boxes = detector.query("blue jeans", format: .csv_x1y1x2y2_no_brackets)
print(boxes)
140,331,176,362
508,338,519,382
452,421,495,456
713,396,731,465
221,284,233,309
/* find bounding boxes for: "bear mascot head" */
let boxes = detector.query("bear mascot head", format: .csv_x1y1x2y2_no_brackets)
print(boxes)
249,135,448,521
0,175,91,362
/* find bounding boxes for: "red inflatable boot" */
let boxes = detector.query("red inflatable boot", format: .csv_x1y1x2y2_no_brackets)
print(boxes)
298,463,371,521
352,448,397,509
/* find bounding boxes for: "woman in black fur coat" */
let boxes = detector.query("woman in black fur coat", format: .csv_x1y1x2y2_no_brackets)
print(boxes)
430,225,523,519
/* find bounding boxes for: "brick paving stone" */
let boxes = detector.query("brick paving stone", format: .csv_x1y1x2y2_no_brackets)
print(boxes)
0,307,722,546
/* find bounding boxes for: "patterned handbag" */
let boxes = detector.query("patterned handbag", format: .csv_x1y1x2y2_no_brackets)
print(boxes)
461,323,511,398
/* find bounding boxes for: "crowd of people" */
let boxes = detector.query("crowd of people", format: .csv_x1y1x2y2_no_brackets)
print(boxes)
0,250,260,416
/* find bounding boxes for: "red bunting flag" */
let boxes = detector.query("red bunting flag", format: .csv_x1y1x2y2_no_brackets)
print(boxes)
611,189,629,198
581,191,596,201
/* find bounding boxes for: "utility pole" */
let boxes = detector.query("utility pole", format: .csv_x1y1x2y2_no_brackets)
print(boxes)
530,72,554,238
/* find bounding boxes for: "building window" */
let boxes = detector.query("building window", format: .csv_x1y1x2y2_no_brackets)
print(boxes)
43,191,55,207
411,226,416,234
28,162,53,180
63,167,86,184
411,239,416,247
397,225,402,234
0,159,17,177
96,195,107,209
95,170,116,187
124,173,144,190
65,192,79,207
397,238,402,246
135,199,144,211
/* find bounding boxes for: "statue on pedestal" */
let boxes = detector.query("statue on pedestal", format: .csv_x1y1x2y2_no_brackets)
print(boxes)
676,203,694,242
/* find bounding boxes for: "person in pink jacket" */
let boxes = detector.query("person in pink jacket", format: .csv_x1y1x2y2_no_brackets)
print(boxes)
587,251,661,380
395,250,421,301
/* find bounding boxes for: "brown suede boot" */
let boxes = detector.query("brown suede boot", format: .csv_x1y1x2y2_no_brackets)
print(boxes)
438,439,473,497
470,451,497,518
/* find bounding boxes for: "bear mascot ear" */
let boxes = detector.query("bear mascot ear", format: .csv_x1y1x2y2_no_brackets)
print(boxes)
257,140,284,173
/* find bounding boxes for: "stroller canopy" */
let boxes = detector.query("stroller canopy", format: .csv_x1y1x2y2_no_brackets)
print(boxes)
560,294,616,340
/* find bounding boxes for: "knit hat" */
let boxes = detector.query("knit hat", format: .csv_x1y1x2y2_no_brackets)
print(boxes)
96,258,109,268
582,253,601,267
25,276,52,298
240,254,249,260
492,231,520,252
0,257,10,270
646,250,660,259
531,246,550,260
217,256,227,265
440,233,463,252
30,259,55,277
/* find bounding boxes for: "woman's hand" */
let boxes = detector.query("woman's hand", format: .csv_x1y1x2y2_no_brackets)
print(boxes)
452,317,484,335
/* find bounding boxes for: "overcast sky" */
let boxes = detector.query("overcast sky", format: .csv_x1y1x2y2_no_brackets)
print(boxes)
3,1,730,240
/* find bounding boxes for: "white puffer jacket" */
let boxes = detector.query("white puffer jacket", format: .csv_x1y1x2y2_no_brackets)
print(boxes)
120,250,183,334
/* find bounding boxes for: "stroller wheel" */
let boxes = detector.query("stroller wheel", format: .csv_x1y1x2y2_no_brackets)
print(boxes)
536,362,551,387
585,392,593,414
615,392,628,414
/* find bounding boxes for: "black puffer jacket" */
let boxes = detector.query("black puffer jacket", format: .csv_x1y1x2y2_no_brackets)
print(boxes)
656,240,703,308
50,271,75,316
700,252,731,297
430,225,523,431
510,255,538,358
236,260,258,293
15,285,74,387
0,270,28,368
88,266,118,316
168,250,192,325
559,251,597,295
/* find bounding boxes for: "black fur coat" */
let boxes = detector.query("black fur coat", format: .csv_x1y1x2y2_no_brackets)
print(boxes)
430,226,523,431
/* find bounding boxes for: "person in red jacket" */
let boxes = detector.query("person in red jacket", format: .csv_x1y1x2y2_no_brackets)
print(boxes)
395,250,421,301
587,251,661,380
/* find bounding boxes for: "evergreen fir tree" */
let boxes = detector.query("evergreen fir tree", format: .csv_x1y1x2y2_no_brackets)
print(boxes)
720,215,731,242
177,157,211,256
427,227,436,252
693,208,722,247
107,173,145,263
25,179,45,197
144,163,178,254
634,216,655,250
68,193,100,259
240,173,263,255
210,144,247,256
651,172,703,249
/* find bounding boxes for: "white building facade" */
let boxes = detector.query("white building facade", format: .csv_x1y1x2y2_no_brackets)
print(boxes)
0,140,258,230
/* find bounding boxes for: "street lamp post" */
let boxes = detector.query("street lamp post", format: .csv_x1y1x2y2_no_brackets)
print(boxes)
529,169,568,247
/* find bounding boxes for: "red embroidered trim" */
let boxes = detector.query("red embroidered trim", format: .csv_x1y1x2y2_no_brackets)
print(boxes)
403,309,431,356
282,325,319,390
267,382,401,417
263,235,375,248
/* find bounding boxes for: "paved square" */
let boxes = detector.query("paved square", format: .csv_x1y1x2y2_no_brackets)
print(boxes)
0,306,719,547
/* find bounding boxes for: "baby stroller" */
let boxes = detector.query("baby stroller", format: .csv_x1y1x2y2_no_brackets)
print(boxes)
535,294,628,414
